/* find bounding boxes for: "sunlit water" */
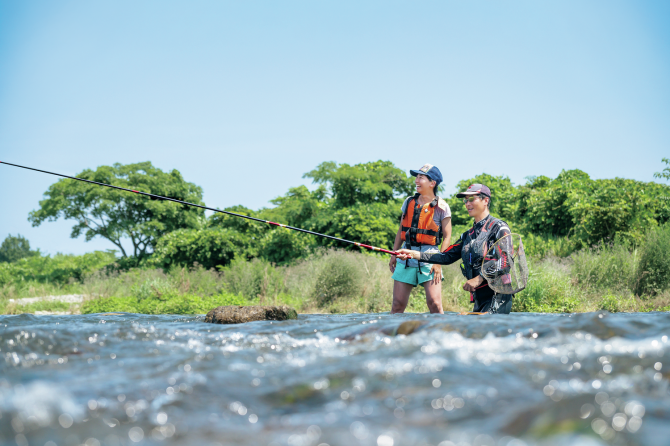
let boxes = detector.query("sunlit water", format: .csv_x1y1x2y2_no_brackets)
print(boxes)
1,312,669,446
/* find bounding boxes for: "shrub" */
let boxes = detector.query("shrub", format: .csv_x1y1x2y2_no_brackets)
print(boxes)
310,250,365,305
257,228,312,265
150,228,251,269
635,224,670,296
0,251,116,287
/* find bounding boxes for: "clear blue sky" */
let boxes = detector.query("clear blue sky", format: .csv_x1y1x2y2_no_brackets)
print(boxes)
1,0,668,255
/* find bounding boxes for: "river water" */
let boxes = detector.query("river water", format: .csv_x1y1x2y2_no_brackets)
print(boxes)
1,312,669,446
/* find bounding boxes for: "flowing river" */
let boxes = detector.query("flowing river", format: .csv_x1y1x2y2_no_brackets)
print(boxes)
1,312,669,446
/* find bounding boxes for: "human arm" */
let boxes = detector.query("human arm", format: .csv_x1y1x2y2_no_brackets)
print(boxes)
389,223,404,273
440,217,452,251
428,217,452,284
463,275,484,292
418,236,463,265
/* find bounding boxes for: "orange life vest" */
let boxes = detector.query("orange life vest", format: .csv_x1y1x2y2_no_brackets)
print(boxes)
400,194,442,247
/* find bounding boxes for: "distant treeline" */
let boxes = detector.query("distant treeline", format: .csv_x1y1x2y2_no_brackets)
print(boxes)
2,159,670,312
5,159,670,270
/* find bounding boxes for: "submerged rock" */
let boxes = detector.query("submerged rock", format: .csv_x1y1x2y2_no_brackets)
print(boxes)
395,320,427,336
205,305,298,324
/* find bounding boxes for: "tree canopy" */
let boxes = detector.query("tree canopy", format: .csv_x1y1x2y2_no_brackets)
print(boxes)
0,234,38,263
655,158,670,182
303,160,415,208
29,162,204,260
26,158,670,270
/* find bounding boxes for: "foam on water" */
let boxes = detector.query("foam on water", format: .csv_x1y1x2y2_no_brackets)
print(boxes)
1,311,669,446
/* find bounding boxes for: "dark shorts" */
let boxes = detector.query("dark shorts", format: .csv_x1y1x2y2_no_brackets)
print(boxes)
473,294,513,314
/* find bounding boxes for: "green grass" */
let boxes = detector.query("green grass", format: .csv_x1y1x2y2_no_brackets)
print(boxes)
81,292,247,315
513,258,580,313
571,242,638,292
1,299,76,315
635,224,670,296
3,229,670,315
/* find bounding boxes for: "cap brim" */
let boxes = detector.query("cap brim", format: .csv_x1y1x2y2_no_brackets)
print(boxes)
410,169,440,181
456,191,490,198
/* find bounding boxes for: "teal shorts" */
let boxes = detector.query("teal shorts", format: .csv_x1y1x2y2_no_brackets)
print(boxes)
392,262,441,286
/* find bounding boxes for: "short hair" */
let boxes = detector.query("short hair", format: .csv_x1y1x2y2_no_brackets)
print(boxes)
479,194,491,209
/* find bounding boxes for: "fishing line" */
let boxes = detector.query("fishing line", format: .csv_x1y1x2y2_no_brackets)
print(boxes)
0,161,400,256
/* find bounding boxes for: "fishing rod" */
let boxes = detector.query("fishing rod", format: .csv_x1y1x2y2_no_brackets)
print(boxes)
0,161,400,256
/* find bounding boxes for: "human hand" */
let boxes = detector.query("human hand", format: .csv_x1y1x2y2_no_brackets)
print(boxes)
462,275,484,292
396,249,419,260
389,255,397,273
430,264,442,285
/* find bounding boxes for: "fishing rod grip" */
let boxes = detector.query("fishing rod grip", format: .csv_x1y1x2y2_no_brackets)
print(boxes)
354,243,399,256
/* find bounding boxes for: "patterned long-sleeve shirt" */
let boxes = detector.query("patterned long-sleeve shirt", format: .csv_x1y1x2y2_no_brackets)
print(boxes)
420,214,511,306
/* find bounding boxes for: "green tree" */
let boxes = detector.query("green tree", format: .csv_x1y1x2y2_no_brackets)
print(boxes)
150,228,252,269
309,201,401,250
567,177,669,246
514,169,590,237
29,162,204,260
210,197,319,264
0,234,38,263
209,205,266,235
265,185,327,227
513,169,670,246
304,160,414,208
301,161,415,250
654,158,670,182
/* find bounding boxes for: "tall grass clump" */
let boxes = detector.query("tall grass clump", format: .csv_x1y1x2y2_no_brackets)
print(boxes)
438,264,472,313
571,242,638,292
635,224,670,296
219,258,285,305
282,250,391,313
513,258,579,313
596,290,640,313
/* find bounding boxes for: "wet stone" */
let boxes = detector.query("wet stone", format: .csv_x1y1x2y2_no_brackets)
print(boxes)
395,320,427,336
205,305,298,324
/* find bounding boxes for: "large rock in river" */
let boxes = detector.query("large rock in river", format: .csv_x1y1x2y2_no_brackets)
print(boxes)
205,305,298,324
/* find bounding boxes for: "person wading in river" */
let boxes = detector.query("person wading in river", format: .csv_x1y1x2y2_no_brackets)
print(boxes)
397,183,514,314
389,164,452,314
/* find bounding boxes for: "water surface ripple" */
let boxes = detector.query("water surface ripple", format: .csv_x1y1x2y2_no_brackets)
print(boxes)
1,312,669,446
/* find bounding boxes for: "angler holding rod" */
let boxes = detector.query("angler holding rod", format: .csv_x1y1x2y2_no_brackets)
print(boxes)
389,164,452,314
3,161,523,315
397,184,515,314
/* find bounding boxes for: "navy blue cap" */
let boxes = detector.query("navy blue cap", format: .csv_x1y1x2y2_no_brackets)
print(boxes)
410,164,443,185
